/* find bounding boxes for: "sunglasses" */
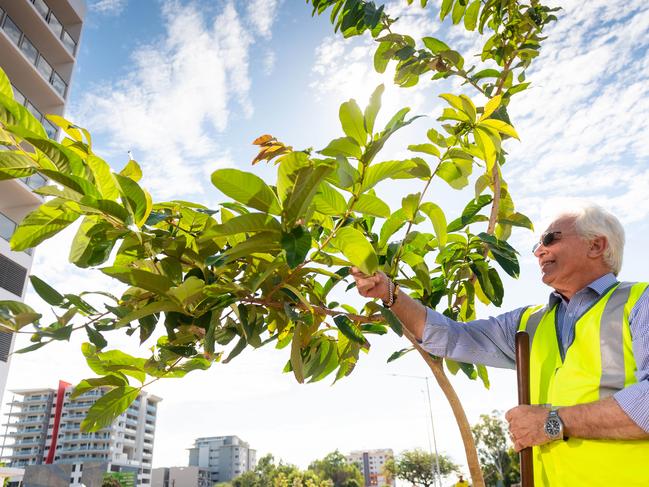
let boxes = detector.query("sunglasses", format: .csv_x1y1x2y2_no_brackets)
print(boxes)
532,231,563,254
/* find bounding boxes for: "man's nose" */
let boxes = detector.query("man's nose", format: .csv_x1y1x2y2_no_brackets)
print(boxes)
533,245,547,258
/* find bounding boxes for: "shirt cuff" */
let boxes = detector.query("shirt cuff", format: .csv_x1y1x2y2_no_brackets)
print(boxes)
613,381,649,433
420,307,451,356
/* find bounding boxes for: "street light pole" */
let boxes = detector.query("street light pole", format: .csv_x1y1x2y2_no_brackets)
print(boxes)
390,374,442,487
425,377,442,487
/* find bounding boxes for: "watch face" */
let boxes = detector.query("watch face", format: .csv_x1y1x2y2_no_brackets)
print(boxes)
545,417,562,438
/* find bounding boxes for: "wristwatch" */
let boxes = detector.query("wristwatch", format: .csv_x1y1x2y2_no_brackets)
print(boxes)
544,408,565,441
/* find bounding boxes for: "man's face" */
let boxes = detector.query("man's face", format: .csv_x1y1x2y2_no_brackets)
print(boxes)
533,216,592,294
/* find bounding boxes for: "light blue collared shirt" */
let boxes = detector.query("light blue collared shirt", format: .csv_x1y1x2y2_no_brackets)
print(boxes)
421,273,649,431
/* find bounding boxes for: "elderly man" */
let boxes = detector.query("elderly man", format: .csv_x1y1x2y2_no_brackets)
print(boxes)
351,204,649,486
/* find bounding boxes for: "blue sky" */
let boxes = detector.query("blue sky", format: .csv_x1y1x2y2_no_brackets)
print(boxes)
5,0,649,480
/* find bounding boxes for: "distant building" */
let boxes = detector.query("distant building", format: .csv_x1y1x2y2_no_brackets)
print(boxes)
187,436,256,484
0,0,86,404
151,466,211,487
1,381,161,486
346,449,395,487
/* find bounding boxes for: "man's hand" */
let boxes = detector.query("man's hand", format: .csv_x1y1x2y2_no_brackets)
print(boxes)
505,405,552,452
350,267,390,302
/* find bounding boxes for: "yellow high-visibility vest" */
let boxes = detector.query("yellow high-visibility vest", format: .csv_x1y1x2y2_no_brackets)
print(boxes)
518,282,649,487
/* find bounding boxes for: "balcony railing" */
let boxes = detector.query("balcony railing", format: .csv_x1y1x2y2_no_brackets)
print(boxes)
30,0,78,56
0,9,68,99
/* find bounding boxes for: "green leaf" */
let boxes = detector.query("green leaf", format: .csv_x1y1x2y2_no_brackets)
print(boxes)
354,194,390,218
440,0,454,20
313,183,347,215
471,68,500,80
10,198,80,251
379,209,407,249
332,227,378,275
387,347,413,363
87,155,119,199
283,163,333,227
320,137,362,159
281,226,312,269
480,94,502,121
451,0,466,24
69,216,117,268
208,232,282,265
71,375,128,400
0,301,41,330
379,306,403,336
401,193,420,221
0,68,12,98
364,84,384,135
499,212,533,230
479,119,519,140
334,315,368,346
477,363,490,388
340,99,367,146
119,159,142,181
0,96,48,139
82,344,147,383
0,151,36,180
81,386,140,432
447,195,492,232
374,41,391,73
408,144,440,157
85,325,108,350
29,276,64,306
422,37,450,54
478,232,520,278
114,174,149,226
211,168,281,215
464,0,480,30
420,202,447,247
215,213,281,235
360,160,416,192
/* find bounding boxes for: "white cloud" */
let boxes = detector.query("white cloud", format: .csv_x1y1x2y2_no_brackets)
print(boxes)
246,0,280,39
90,0,127,15
71,0,276,200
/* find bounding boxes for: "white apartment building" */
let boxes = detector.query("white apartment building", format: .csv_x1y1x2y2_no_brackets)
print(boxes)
187,436,256,484
0,0,86,404
347,448,395,487
151,466,211,487
1,381,161,486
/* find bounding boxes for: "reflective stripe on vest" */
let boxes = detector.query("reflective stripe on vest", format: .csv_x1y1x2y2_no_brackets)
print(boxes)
518,281,649,487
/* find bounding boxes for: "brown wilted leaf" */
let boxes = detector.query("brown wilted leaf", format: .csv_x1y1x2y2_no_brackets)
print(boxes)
251,134,293,165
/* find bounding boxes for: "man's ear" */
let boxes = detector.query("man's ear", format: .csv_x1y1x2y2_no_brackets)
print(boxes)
587,235,607,258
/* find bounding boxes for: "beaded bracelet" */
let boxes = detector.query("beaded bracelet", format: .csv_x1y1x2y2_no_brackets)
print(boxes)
382,279,399,308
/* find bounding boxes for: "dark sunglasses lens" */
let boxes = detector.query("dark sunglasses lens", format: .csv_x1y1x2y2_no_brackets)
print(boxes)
543,232,556,246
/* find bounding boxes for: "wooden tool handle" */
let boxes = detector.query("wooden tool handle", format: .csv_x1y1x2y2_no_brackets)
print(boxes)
515,330,534,487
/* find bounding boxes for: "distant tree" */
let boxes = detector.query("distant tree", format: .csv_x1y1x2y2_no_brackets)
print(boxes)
227,453,332,487
471,411,519,487
101,478,123,487
308,451,364,487
384,449,459,487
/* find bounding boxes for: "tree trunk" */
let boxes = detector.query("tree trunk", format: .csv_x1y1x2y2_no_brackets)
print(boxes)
403,330,486,487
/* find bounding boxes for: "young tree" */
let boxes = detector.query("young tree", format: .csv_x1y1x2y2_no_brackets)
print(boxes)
0,2,558,486
307,451,363,487
384,448,459,487
471,411,519,487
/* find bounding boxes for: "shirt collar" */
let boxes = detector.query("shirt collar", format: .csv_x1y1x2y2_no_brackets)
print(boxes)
548,272,618,307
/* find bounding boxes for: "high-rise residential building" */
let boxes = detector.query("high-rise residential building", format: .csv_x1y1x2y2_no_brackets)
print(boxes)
187,436,256,484
346,449,395,487
0,0,86,405
1,380,161,486
151,466,211,487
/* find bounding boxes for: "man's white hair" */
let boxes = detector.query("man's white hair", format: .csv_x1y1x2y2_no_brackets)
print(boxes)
552,203,625,275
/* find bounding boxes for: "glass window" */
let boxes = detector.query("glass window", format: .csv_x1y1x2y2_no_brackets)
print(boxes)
47,12,63,38
0,7,5,23
25,101,42,121
51,72,66,98
33,0,50,20
11,84,26,105
19,35,39,64
25,173,47,190
36,56,53,81
2,15,22,45
0,213,16,242
61,30,76,55
43,119,58,139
